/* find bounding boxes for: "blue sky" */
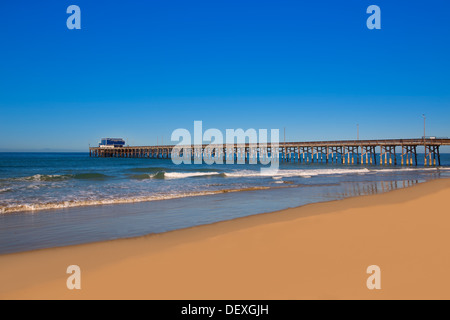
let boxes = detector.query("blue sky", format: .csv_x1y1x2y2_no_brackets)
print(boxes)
0,0,449,151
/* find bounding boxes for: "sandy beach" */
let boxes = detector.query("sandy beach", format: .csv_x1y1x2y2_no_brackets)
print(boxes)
1,178,449,300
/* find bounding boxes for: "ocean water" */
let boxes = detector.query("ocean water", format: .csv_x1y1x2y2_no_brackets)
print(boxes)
0,152,450,254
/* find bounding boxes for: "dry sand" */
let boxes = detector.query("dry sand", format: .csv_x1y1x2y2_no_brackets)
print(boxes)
1,178,449,300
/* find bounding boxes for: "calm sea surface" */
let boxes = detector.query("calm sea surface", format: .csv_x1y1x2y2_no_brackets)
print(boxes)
1,152,449,254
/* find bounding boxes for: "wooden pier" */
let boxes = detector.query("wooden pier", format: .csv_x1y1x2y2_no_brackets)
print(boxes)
89,138,450,166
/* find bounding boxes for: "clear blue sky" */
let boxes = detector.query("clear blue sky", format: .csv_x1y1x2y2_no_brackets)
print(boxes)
0,0,449,151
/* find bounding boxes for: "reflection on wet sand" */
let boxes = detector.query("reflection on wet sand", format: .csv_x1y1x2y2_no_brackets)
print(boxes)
331,179,423,198
332,172,445,199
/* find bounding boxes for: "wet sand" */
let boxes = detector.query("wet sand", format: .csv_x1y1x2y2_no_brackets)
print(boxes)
1,178,449,300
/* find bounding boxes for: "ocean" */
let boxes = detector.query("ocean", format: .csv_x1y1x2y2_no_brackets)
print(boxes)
1,152,449,254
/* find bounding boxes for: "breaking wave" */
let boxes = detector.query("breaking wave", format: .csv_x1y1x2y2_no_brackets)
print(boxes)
0,187,12,193
130,171,222,179
127,167,169,173
11,173,111,182
128,167,219,173
0,186,275,214
164,172,221,179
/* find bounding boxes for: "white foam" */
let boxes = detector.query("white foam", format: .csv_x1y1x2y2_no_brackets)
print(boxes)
18,174,69,181
164,172,220,179
224,168,371,178
24,174,43,181
0,186,272,214
26,185,41,189
370,167,450,173
0,192,215,214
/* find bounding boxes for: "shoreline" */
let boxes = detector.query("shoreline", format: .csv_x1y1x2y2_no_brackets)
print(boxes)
1,177,450,299
2,165,449,216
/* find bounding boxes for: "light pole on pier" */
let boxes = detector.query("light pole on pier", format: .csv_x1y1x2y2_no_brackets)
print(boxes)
422,114,426,139
422,114,427,165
